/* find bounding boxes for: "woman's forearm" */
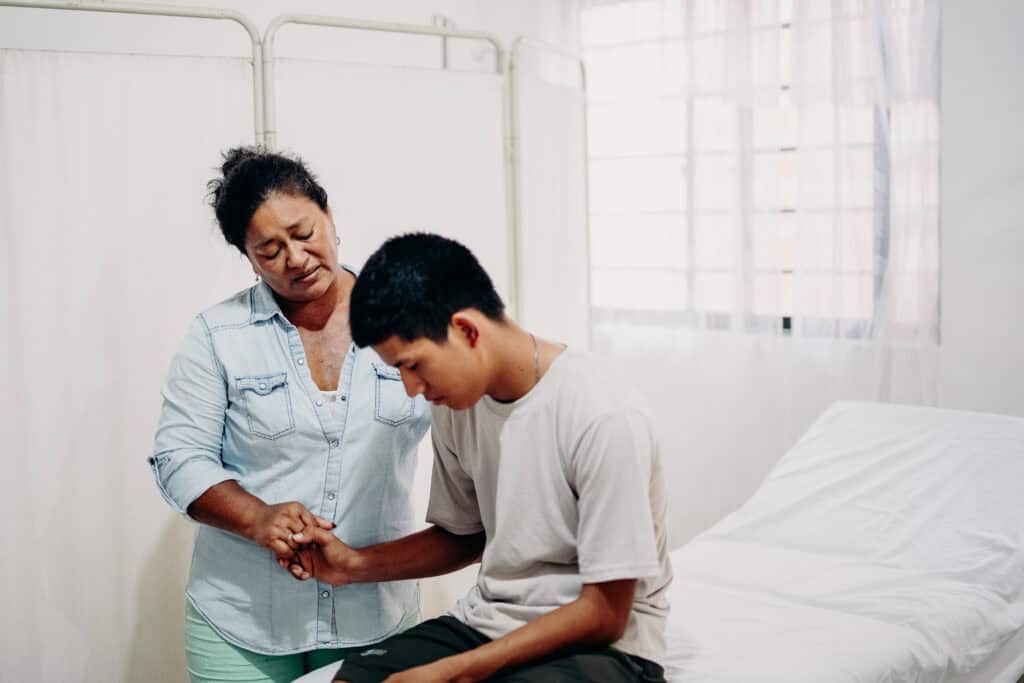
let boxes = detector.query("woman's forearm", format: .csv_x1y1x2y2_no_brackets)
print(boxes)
187,480,266,540
191,483,335,562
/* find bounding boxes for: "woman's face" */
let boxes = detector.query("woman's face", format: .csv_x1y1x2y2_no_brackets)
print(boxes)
245,191,339,303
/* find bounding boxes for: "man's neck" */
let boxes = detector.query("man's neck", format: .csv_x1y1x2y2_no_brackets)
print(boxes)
486,324,562,403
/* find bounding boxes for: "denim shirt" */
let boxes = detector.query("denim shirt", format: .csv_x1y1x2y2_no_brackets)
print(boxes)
150,275,429,654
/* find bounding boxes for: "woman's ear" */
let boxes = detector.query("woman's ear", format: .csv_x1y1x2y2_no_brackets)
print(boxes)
451,311,480,348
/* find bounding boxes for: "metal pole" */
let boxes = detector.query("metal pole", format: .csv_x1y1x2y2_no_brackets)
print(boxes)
504,45,520,320
0,0,265,145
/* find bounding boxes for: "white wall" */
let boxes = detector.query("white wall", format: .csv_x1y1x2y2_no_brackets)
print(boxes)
937,0,1024,417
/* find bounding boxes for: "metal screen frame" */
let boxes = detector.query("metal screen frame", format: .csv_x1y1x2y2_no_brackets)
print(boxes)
0,0,265,143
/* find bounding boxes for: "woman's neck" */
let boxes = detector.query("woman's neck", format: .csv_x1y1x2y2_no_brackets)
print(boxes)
278,266,351,331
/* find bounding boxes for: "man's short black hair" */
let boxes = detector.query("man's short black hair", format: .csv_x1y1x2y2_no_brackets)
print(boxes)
350,233,505,348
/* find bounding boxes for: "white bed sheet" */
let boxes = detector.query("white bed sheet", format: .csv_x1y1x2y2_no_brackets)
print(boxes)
665,401,1024,683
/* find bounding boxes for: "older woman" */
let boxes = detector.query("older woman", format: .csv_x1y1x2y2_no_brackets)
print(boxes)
150,148,429,682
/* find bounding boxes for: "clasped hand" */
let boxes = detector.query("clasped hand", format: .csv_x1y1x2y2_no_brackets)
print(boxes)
276,522,355,585
245,501,334,563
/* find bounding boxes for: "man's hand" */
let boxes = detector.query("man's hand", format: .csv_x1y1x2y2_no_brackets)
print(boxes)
381,657,474,683
242,501,334,562
281,525,358,585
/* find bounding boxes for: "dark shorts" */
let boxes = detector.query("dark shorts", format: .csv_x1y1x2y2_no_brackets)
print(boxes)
333,616,665,683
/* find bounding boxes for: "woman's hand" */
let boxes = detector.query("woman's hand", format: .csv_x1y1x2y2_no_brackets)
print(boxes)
242,501,334,562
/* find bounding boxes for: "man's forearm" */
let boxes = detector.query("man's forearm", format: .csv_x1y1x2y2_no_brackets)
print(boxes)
346,526,485,583
291,524,485,585
433,580,637,682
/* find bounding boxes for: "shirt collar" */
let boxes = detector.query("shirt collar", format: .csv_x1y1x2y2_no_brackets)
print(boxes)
249,278,281,324
248,263,359,324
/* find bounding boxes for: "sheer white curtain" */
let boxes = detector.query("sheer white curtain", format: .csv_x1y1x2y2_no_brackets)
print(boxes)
0,49,254,681
574,0,940,545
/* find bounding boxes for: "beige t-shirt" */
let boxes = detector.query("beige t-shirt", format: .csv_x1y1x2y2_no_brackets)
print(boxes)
426,351,672,664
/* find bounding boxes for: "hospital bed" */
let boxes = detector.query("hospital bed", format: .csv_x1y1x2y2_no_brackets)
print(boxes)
665,401,1024,682
296,401,1024,682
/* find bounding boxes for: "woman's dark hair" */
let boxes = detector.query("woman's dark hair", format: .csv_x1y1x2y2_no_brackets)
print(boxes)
207,147,328,254
350,232,506,348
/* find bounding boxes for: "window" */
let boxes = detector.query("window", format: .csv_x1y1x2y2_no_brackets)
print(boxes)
581,0,939,343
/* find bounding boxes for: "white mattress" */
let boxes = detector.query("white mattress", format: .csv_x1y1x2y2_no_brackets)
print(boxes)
664,401,1024,683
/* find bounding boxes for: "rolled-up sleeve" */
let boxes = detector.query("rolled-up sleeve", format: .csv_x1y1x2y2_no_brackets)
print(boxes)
149,315,234,516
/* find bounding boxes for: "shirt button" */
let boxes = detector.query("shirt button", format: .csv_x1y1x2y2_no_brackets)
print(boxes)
340,395,347,402
330,439,339,447
316,399,324,407
298,358,305,365
258,383,267,390
320,590,330,599
327,492,336,501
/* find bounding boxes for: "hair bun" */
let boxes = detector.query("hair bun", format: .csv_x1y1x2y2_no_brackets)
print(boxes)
220,146,263,178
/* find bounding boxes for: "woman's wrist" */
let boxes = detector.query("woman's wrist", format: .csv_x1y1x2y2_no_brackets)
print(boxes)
237,497,269,543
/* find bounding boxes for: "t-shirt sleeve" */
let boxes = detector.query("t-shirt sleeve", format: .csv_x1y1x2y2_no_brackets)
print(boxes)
572,408,661,583
425,411,484,535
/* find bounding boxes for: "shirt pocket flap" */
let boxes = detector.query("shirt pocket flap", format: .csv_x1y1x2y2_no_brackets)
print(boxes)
236,372,289,396
371,362,401,381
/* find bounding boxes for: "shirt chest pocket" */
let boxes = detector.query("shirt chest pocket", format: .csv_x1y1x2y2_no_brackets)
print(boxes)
236,372,296,439
372,362,415,426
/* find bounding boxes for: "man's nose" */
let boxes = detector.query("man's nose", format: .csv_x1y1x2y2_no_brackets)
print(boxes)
399,367,424,398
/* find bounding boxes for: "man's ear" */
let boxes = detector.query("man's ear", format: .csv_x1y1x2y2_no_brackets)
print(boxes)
451,311,480,348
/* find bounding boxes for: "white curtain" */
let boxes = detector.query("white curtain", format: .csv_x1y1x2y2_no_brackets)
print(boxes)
0,49,254,681
272,58,511,300
574,0,941,545
514,46,591,350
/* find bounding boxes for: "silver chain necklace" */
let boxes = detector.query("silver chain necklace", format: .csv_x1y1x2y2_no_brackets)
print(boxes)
530,332,540,382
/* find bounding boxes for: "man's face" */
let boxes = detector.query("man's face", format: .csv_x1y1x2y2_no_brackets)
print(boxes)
374,329,488,410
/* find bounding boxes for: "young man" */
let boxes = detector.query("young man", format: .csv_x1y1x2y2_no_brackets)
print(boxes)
286,233,671,683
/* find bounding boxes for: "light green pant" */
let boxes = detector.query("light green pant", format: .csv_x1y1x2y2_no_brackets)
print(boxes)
184,601,363,683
